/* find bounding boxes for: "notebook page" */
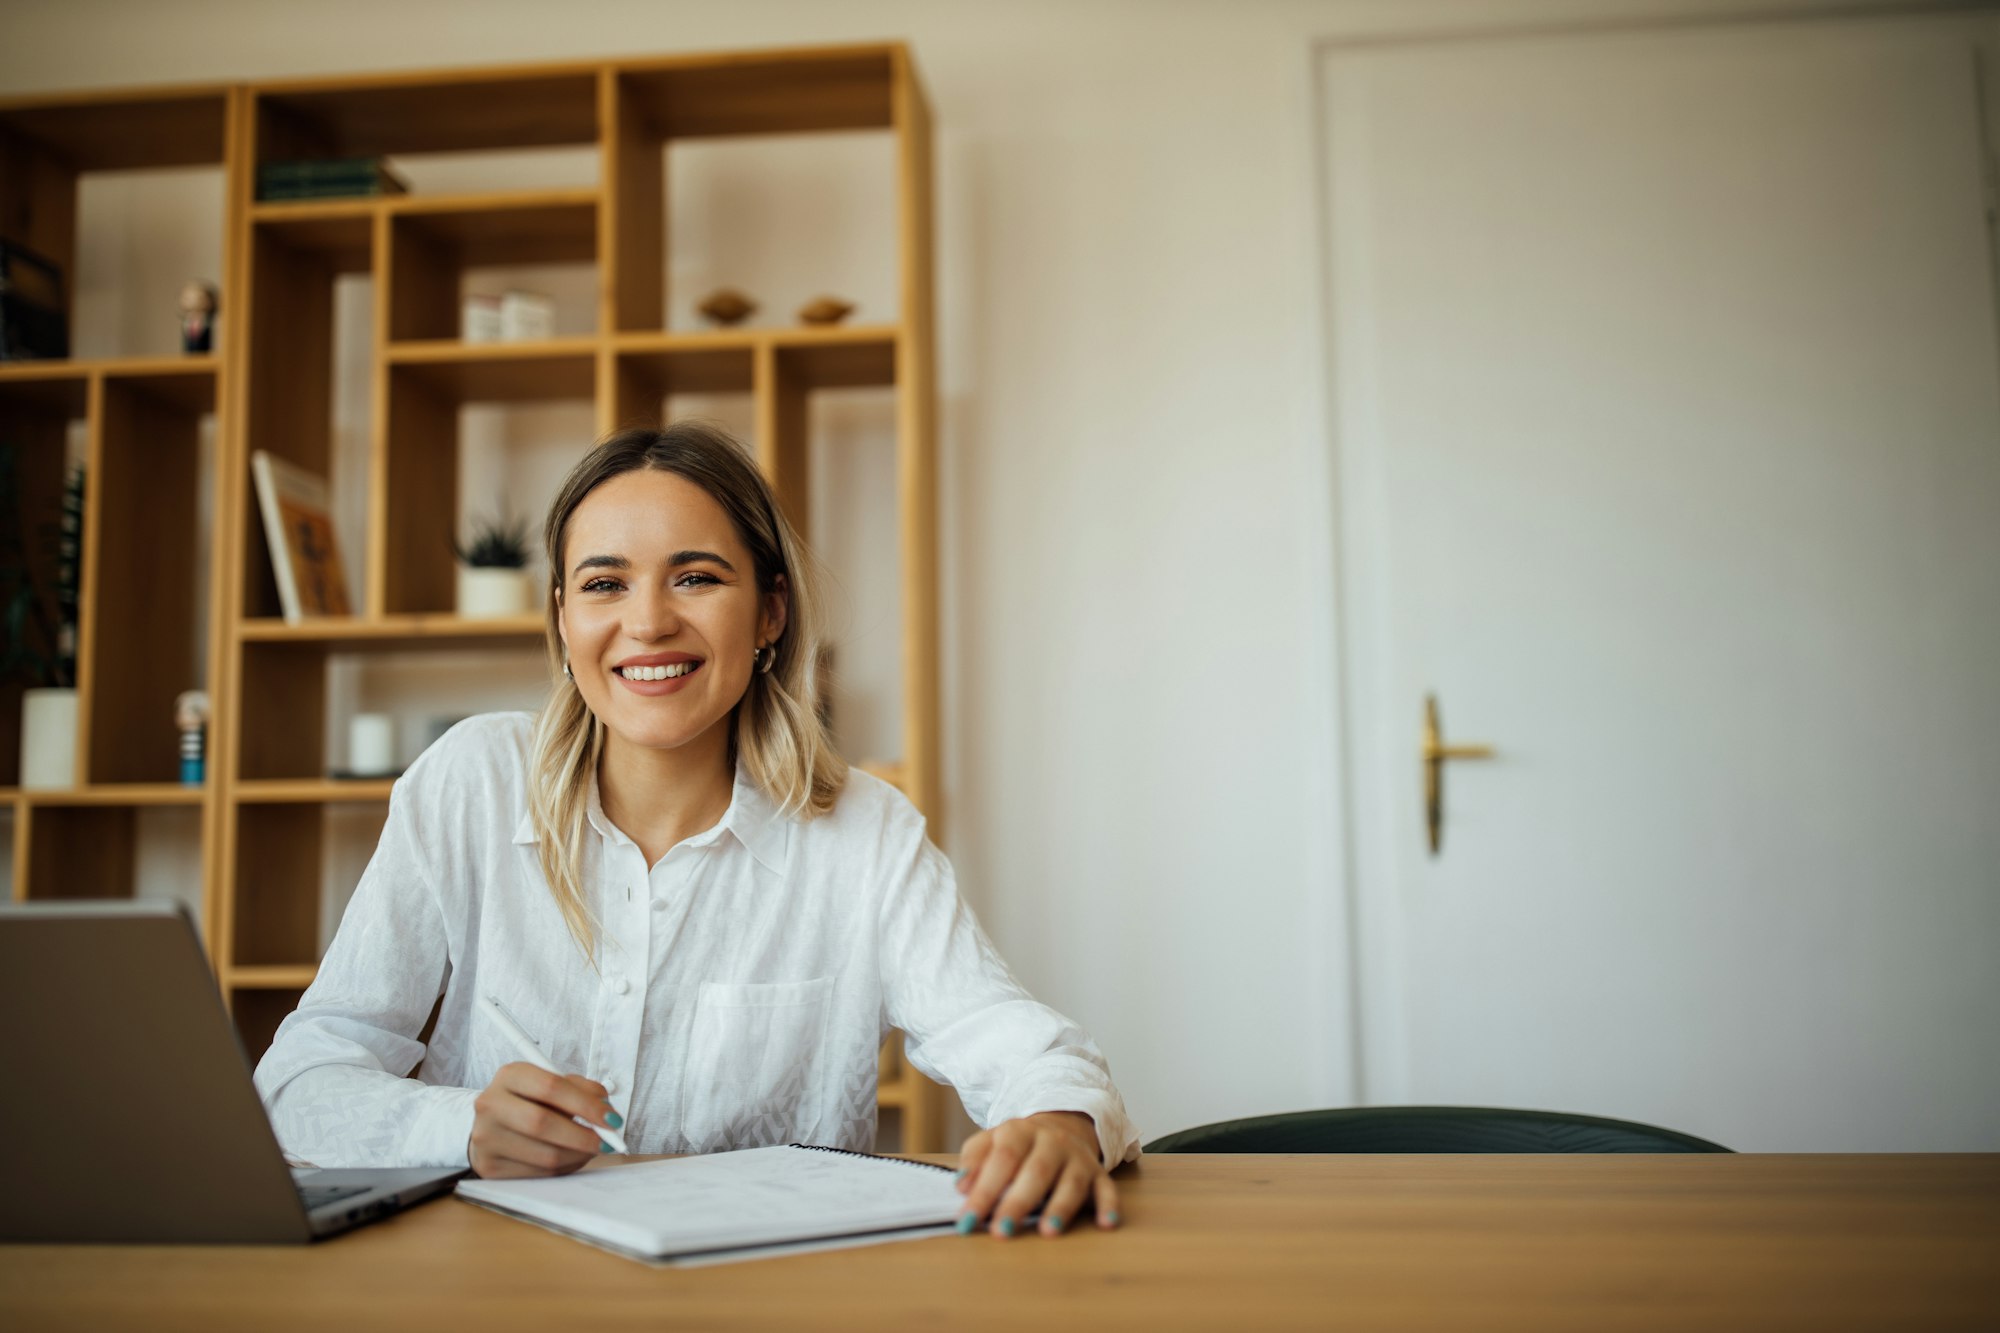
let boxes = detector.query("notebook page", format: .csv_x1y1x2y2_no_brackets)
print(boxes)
456,1146,963,1256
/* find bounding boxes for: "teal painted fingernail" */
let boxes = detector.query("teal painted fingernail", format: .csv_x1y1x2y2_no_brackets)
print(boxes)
599,1140,613,1153
1046,1214,1065,1233
956,1213,978,1235
1107,1210,1121,1227
998,1217,1016,1238
604,1110,623,1129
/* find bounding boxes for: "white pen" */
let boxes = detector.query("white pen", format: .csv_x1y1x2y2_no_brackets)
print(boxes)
477,992,630,1154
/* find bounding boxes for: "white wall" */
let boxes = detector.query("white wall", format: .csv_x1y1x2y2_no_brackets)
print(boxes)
0,0,1939,1147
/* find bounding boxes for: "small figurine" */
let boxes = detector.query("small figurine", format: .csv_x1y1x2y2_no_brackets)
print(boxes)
179,281,218,354
175,690,210,785
696,288,757,326
797,296,855,326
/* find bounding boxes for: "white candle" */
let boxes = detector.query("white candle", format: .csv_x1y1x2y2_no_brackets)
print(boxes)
349,713,395,775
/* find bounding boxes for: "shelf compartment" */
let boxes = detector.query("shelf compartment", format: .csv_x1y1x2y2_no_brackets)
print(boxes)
0,374,86,788
254,67,600,160
755,328,901,541
228,984,305,1063
387,193,598,342
230,802,323,965
764,369,906,767
239,219,364,619
233,625,544,783
18,804,139,900
79,373,212,784
1,90,230,352
380,347,591,617
237,216,373,624
607,49,900,333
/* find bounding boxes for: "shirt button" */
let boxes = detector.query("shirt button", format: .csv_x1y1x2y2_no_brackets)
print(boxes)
651,897,669,912
603,1076,619,1094
609,976,630,995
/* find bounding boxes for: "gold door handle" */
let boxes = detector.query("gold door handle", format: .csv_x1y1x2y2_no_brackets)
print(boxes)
1423,693,1494,855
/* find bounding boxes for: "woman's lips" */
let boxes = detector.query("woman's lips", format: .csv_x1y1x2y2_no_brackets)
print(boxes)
613,661,703,696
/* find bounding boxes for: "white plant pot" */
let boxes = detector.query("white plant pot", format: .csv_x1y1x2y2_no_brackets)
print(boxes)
20,686,79,789
457,566,533,619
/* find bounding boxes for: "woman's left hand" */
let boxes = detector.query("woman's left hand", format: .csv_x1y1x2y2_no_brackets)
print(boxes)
953,1111,1120,1238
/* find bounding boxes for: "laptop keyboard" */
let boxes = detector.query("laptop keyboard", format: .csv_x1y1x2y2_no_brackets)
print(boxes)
298,1183,373,1210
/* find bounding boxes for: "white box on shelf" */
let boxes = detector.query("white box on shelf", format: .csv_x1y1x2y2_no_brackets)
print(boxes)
499,289,555,342
463,294,503,343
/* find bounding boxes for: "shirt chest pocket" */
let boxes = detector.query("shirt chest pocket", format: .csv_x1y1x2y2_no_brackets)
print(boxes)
678,975,834,1152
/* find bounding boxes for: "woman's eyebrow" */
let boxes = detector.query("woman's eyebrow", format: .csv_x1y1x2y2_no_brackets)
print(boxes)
669,549,737,573
570,550,738,578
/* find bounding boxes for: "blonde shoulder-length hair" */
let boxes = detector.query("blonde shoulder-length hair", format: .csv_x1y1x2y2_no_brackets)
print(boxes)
527,421,845,960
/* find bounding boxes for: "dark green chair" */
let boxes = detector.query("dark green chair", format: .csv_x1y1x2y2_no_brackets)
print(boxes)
1144,1106,1730,1154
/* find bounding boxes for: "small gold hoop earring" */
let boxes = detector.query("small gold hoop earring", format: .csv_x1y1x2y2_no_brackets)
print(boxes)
755,644,776,674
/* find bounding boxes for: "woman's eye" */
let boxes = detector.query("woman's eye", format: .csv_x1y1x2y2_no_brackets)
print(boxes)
580,578,622,593
676,572,720,588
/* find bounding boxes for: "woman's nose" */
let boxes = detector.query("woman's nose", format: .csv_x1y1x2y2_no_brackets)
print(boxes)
624,589,680,640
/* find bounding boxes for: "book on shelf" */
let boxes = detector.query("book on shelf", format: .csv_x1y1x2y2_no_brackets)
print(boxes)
250,451,352,623
255,157,410,202
0,240,69,360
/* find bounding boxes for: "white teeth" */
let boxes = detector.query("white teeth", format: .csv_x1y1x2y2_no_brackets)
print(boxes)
620,662,696,681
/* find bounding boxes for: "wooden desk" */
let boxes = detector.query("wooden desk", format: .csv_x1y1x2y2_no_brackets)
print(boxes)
2,1154,1995,1331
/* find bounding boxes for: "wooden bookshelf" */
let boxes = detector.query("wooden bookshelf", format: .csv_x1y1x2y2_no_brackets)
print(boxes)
0,44,947,1151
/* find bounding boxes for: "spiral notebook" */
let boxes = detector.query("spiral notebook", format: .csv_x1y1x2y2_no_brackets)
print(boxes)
455,1144,966,1266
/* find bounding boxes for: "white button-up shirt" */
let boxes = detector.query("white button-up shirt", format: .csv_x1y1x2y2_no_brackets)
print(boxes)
253,714,1141,1171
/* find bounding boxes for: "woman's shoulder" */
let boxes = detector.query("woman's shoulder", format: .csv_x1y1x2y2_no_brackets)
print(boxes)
398,711,535,799
796,764,934,854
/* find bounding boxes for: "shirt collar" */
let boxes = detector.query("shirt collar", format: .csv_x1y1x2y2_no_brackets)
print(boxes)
511,756,791,875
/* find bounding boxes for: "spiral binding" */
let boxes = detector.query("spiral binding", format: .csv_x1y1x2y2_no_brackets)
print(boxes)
788,1142,955,1175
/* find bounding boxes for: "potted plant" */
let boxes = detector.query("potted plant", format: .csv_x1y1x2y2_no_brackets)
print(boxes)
0,446,83,787
453,513,533,619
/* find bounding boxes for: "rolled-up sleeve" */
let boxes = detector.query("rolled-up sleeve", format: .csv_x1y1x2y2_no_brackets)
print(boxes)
251,774,476,1169
878,835,1141,1169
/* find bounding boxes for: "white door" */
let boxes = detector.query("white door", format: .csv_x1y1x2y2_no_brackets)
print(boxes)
1322,14,2000,1151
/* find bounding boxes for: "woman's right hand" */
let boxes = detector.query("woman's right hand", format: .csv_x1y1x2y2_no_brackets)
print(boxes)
467,1062,619,1178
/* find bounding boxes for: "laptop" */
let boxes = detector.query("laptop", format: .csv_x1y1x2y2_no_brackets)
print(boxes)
0,901,462,1243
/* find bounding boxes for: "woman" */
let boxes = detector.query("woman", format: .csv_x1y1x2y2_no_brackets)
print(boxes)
255,422,1138,1240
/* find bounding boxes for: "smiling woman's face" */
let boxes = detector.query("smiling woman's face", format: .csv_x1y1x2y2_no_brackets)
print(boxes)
556,468,786,757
